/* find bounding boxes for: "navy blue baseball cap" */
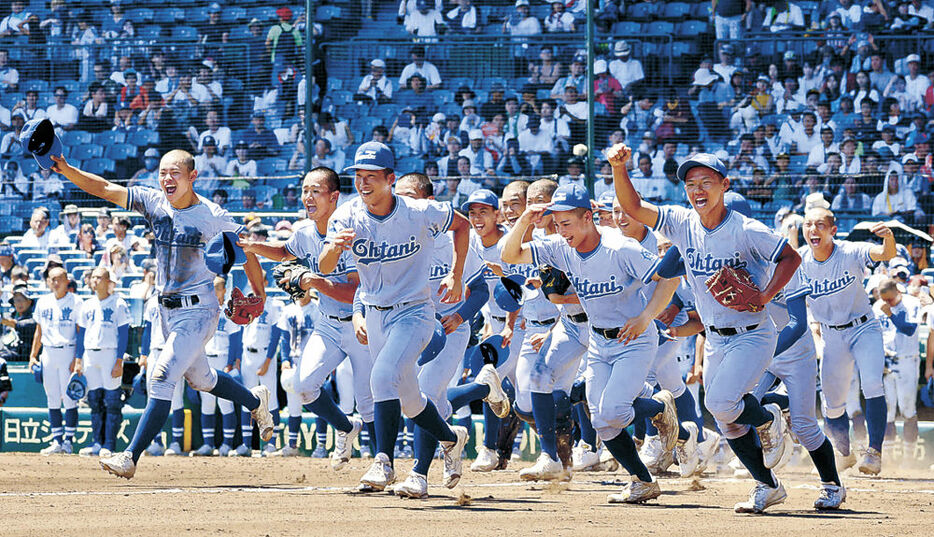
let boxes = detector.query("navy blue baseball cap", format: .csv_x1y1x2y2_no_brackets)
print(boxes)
66,372,87,401
545,184,591,214
676,153,727,182
467,334,505,371
32,362,42,383
494,274,526,312
723,191,752,217
204,231,247,276
418,319,447,366
0,244,13,258
344,141,394,172
460,189,499,212
19,118,63,170
596,190,616,212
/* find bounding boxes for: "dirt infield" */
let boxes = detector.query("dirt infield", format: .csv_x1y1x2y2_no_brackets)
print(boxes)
3,453,934,537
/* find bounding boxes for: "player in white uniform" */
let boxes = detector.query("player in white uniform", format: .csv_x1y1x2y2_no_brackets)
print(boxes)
139,293,188,457
390,172,506,498
52,149,274,478
503,183,683,504
271,288,317,457
238,167,374,470
873,278,923,465
612,147,801,513
30,267,83,455
321,142,470,493
798,207,895,476
233,294,284,457
76,267,131,457
190,277,243,457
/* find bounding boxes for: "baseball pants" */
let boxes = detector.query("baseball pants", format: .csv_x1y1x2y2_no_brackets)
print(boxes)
819,319,885,419
296,316,373,421
753,354,826,451
703,323,777,439
490,316,525,384
642,338,687,399
41,346,78,410
418,320,471,420
520,316,588,412
199,353,234,415
515,321,556,414
883,355,920,421
241,348,279,411
365,301,434,417
84,348,122,391
150,297,221,401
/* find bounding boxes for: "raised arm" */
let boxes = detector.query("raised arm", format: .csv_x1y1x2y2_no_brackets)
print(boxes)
606,144,659,229
439,211,470,304
868,222,896,262
51,155,128,208
238,240,295,262
501,205,547,264
319,229,355,275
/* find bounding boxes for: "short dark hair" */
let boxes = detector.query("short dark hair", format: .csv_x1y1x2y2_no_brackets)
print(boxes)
373,125,389,137
398,172,434,197
307,166,340,193
212,188,228,201
54,86,67,95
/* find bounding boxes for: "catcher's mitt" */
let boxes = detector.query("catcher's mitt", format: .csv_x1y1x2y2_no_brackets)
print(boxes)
225,287,265,325
273,260,310,302
705,266,763,312
539,264,571,296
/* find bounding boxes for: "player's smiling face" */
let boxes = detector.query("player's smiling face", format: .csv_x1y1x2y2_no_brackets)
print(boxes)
553,209,592,250
802,209,837,251
301,174,339,222
467,204,498,237
527,190,553,229
613,200,640,236
501,193,526,226
354,169,395,208
159,155,197,207
683,167,729,218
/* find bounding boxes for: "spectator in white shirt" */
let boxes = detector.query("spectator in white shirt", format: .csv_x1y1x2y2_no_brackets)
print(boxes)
0,1,30,37
445,0,477,33
197,109,232,156
557,157,586,189
609,40,645,91
398,0,442,22
0,160,29,199
459,129,495,174
712,43,737,85
517,117,553,174
104,216,141,253
763,0,805,32
806,126,840,167
792,111,821,155
0,49,18,91
49,204,81,245
31,167,64,201
45,86,78,131
226,140,258,178
504,0,541,36
19,208,51,249
356,58,393,103
544,1,575,32
405,0,444,36
191,63,223,105
905,54,931,105
908,0,934,22
398,46,442,90
839,137,861,174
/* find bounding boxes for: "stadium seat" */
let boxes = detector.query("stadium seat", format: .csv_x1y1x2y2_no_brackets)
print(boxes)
611,21,642,36
184,7,209,24
23,80,49,93
69,144,103,162
153,7,184,24
85,158,116,175
221,6,247,24
627,2,657,21
138,25,162,39
172,26,199,41
126,8,154,23
316,5,341,20
0,216,22,232
676,20,709,38
691,3,711,18
248,6,278,23
121,274,142,288
63,131,92,146
661,2,691,20
19,159,38,177
105,144,138,161
646,21,675,35
129,129,159,147
327,78,343,92
94,131,125,147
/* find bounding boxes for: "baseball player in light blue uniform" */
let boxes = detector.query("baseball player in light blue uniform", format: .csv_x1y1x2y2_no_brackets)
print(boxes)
273,289,317,457
239,167,374,470
390,172,506,498
320,142,470,493
798,207,896,476
190,277,243,457
76,267,131,458
31,267,83,455
52,149,275,479
140,293,189,457
503,183,685,504
612,147,800,513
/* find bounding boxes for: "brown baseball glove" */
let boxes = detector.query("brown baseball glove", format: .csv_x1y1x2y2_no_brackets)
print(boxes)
225,287,265,325
705,266,763,312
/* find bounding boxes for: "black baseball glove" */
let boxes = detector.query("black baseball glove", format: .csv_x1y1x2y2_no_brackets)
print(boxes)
273,260,311,302
539,264,572,296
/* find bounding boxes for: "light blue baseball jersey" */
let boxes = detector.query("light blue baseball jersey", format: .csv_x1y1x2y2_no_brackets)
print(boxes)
795,240,875,325
766,269,817,360
519,229,560,323
143,295,165,351
276,300,317,360
430,231,484,316
77,294,131,350
327,195,453,307
528,229,660,329
654,206,787,328
472,228,511,319
874,294,922,357
127,187,245,296
33,292,83,347
285,225,357,318
206,311,241,357
636,226,688,329
242,298,284,352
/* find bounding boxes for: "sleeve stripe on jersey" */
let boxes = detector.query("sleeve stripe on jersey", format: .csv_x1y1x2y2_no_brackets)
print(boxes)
126,187,136,212
529,243,540,267
641,258,661,285
441,205,454,234
785,287,810,300
652,207,667,231
465,265,485,285
233,224,247,235
283,241,298,259
769,237,788,263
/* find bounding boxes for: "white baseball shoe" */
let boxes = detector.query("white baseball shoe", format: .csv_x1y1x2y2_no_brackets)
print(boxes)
40,441,66,456
331,416,363,471
217,444,232,457
598,446,620,472
61,440,73,454
190,444,217,457
395,471,429,499
79,443,102,457
858,447,882,475
164,442,184,456
572,444,601,472
835,449,856,472
99,448,113,458
607,476,661,504
100,451,136,479
267,445,299,457
676,422,700,478
756,404,786,469
773,431,795,471
734,478,787,514
814,482,846,510
145,442,165,457
359,452,395,492
694,429,720,476
476,364,510,418
261,443,278,457
650,390,679,452
471,445,498,472
228,444,252,457
520,453,565,481
249,386,275,442
441,426,469,488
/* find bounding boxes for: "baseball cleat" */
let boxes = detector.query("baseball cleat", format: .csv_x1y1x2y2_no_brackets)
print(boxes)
164,442,184,456
217,444,232,457
312,444,329,458
676,422,700,478
734,478,787,514
835,449,856,472
99,448,113,458
61,440,73,454
471,445,498,472
249,386,275,442
228,444,252,457
519,453,565,481
441,426,469,488
607,476,661,504
100,451,136,480
813,482,846,510
782,409,798,444
190,444,217,457
268,445,300,457
359,452,395,492
633,436,644,451
41,441,66,456
599,446,620,472
79,443,102,457
331,416,363,470
145,442,165,457
572,444,601,472
858,447,882,475
262,443,278,456
756,403,786,469
476,364,510,418
394,472,429,499
650,390,679,452
773,431,795,471
694,429,720,476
